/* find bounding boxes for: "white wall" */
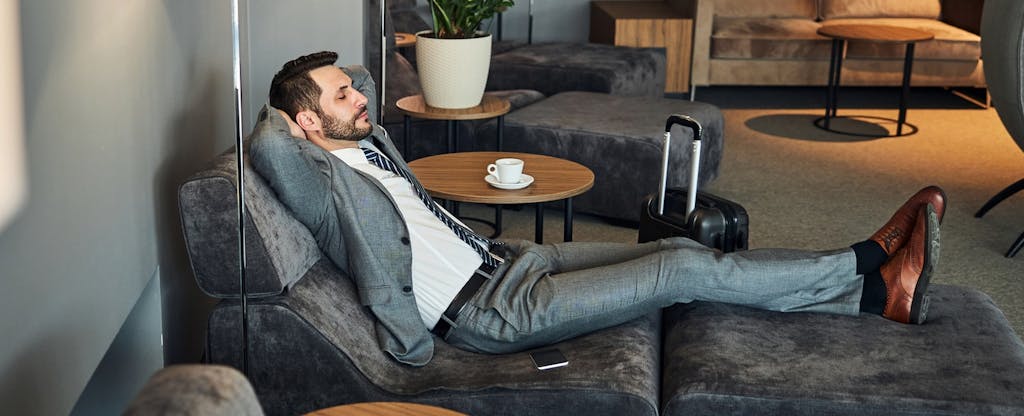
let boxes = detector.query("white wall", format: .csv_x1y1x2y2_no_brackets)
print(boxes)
0,1,234,414
0,0,364,414
244,0,365,128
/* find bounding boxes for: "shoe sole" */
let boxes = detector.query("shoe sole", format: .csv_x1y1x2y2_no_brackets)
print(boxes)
934,186,948,224
909,204,940,324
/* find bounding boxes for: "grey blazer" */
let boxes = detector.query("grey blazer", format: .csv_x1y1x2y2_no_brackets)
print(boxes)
249,68,435,366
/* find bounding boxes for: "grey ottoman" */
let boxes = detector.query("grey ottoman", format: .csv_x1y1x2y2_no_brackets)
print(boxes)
488,43,667,97
477,92,724,223
660,284,1024,415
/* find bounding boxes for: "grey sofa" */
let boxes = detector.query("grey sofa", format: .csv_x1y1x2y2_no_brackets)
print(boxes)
180,143,1024,416
179,144,1024,415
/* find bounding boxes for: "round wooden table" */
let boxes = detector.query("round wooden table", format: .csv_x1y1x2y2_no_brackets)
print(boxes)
306,402,465,416
408,152,595,243
396,93,511,155
815,24,934,137
394,32,416,48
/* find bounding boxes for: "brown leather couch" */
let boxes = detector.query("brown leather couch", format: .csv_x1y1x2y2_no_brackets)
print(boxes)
673,0,985,89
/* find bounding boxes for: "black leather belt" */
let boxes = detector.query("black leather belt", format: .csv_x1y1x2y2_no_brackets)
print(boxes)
431,261,497,338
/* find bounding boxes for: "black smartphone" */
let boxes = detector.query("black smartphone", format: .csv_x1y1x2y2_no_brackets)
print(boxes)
530,348,568,370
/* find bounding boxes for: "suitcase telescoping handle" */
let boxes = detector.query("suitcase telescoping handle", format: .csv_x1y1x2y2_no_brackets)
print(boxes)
658,115,703,216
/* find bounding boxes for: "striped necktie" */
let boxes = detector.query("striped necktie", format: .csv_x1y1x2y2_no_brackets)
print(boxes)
362,147,498,268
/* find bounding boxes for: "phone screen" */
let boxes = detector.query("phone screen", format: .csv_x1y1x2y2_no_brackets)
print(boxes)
530,349,568,370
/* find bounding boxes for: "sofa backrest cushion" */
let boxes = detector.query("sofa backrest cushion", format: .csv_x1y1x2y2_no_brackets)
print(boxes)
714,0,817,19
820,0,941,20
179,149,322,299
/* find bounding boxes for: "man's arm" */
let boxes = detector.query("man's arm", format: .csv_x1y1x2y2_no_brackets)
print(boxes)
249,105,333,230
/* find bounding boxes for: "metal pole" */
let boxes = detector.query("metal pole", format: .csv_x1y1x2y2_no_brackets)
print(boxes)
230,0,249,377
497,12,503,42
897,42,916,136
824,38,839,129
528,0,534,44
379,0,386,124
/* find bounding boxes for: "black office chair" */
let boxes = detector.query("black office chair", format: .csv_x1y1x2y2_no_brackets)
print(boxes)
975,0,1024,257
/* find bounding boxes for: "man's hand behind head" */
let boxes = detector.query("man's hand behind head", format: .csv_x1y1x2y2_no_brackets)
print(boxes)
276,108,308,140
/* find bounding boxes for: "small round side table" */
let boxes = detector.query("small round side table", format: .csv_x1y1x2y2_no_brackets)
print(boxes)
396,93,511,156
815,24,934,137
409,151,595,243
394,32,416,49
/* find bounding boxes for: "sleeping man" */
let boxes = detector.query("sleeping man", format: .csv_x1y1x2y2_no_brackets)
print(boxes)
250,51,945,366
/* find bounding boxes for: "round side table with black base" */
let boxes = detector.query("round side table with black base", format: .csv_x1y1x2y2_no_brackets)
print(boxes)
409,152,595,244
396,93,510,155
815,24,934,137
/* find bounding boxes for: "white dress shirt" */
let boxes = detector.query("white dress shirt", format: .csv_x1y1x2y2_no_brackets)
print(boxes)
330,141,483,329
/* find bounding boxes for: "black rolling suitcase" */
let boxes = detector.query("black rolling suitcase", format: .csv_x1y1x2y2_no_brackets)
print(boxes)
637,114,750,252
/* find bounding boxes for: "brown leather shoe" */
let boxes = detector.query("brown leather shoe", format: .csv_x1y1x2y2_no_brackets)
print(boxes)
880,204,940,324
870,186,947,256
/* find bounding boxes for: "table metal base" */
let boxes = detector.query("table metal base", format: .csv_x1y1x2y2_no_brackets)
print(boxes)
818,37,920,138
813,115,920,137
452,199,575,244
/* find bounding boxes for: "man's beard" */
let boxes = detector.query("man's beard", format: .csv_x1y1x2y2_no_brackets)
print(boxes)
321,111,372,141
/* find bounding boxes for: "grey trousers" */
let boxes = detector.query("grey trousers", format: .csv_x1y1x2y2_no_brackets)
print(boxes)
445,237,862,354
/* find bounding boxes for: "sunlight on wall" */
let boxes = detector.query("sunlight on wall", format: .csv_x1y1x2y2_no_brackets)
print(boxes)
0,1,26,232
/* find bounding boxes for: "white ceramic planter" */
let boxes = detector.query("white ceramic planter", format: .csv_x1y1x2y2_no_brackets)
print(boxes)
415,30,492,109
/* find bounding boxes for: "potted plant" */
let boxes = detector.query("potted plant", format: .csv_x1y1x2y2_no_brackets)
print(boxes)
416,0,514,109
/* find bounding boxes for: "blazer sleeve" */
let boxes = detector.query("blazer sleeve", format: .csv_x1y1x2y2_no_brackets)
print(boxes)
249,105,334,232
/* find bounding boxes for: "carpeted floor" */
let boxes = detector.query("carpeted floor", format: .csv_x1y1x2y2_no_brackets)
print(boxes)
460,86,1024,338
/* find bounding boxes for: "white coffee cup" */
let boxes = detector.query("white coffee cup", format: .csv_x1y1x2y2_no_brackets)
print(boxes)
487,158,524,184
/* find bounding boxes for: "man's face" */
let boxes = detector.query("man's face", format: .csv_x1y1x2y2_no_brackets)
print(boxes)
309,65,372,141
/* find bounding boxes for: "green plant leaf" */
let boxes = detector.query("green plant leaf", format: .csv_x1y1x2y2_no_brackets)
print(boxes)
428,0,515,39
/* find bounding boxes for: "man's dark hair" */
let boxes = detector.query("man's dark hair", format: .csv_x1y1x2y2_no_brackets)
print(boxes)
269,51,339,119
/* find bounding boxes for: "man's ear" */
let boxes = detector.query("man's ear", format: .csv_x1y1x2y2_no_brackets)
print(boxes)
274,109,307,139
294,110,320,132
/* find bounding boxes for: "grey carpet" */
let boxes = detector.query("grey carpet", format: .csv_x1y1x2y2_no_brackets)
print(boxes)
456,86,1023,339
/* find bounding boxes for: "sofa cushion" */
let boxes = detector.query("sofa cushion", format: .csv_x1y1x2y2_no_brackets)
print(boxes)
487,43,666,97
820,0,941,20
208,259,662,415
712,18,830,59
179,149,321,298
660,284,1024,415
822,18,981,60
714,0,817,19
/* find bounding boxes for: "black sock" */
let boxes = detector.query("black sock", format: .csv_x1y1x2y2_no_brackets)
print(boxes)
850,240,887,274
860,270,887,314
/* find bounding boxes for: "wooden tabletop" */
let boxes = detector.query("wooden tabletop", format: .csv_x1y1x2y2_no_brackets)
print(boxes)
394,32,416,48
307,402,466,416
408,152,595,204
396,94,511,121
817,24,934,43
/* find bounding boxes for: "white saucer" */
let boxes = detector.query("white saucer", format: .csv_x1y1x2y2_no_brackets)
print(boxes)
485,174,534,190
